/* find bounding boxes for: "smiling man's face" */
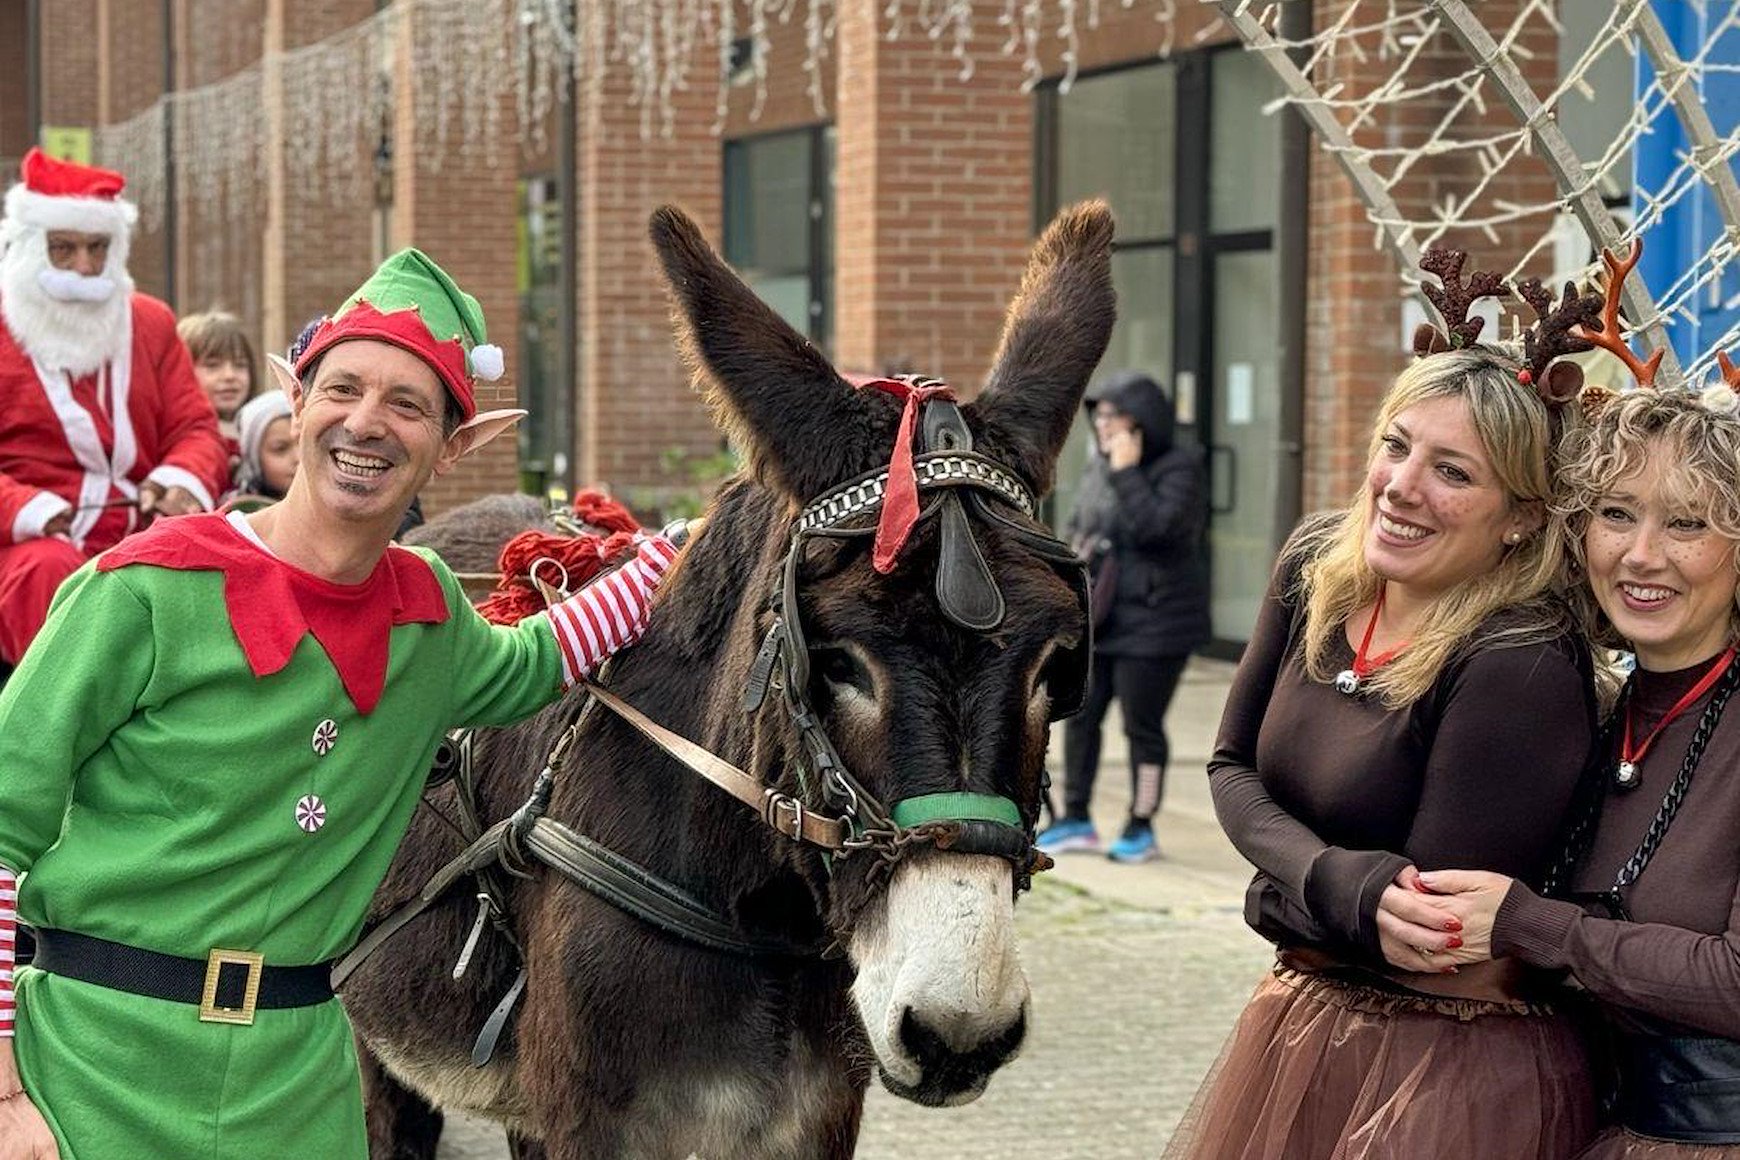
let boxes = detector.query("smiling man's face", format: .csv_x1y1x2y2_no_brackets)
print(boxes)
291,338,459,530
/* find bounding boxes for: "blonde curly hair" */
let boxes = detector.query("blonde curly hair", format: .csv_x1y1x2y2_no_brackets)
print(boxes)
1554,389,1740,653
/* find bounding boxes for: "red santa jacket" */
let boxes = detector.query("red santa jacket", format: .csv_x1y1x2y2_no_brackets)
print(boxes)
0,293,230,552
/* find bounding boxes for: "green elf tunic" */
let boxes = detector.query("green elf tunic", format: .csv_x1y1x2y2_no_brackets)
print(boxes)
0,512,650,1159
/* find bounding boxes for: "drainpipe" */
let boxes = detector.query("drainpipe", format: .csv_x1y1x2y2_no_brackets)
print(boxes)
556,0,578,493
160,0,177,308
1272,0,1310,547
25,0,41,146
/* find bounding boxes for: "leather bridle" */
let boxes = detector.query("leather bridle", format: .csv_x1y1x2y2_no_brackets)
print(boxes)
335,396,1090,1063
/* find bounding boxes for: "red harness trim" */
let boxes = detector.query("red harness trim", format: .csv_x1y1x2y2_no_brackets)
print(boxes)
844,373,955,573
97,513,449,715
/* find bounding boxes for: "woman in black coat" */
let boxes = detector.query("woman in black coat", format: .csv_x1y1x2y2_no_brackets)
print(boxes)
1039,370,1210,862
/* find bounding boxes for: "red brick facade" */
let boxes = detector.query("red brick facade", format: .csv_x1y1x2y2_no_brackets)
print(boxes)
19,1,1572,540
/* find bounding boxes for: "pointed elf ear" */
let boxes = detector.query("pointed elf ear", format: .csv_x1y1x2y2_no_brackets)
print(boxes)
266,352,303,405
446,408,526,460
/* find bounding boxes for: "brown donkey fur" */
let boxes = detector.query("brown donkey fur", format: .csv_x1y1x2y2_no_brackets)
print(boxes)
343,200,1114,1160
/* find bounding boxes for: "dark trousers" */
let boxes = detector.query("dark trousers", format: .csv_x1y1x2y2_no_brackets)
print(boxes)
1060,652,1190,824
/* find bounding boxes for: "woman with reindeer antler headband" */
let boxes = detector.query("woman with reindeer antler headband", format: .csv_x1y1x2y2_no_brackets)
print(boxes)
1398,241,1740,1158
1167,250,1610,1159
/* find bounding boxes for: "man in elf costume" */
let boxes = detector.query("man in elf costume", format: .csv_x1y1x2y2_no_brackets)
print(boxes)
0,148,231,667
0,248,685,1159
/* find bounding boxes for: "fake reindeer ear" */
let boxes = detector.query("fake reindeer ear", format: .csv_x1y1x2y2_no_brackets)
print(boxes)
648,205,889,502
972,199,1116,497
1412,323,1451,358
266,352,303,405
447,409,526,459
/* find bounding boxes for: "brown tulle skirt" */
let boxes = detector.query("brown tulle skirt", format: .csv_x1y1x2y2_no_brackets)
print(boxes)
1576,1128,1740,1158
1164,965,1598,1160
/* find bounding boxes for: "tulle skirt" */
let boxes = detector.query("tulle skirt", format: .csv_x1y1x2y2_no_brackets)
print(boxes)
1165,964,1598,1160
1577,1128,1740,1158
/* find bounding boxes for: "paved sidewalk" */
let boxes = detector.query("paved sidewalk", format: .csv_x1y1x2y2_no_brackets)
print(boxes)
439,657,1265,1159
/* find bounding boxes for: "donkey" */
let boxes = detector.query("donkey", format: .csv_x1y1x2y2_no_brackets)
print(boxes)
341,198,1115,1159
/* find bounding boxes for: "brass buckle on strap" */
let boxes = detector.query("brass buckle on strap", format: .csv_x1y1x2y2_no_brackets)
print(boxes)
199,948,265,1025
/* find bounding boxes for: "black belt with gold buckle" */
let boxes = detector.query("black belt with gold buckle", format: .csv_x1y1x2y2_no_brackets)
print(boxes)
29,927,335,1026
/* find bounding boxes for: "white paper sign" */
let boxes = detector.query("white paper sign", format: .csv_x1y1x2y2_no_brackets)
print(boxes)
1226,363,1255,426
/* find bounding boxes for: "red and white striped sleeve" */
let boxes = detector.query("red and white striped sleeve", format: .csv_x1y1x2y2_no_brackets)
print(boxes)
544,534,679,687
0,866,16,1037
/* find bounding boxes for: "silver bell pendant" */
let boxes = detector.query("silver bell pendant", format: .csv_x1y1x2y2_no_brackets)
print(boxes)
1335,669,1361,695
1613,760,1641,789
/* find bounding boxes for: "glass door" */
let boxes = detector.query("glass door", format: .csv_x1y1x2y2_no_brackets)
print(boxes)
1201,48,1282,642
1040,63,1180,526
1038,46,1283,645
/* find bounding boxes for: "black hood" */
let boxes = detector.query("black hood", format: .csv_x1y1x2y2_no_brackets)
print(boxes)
1085,369,1176,462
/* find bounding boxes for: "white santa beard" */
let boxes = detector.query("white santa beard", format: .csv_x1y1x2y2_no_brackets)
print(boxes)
0,231,133,377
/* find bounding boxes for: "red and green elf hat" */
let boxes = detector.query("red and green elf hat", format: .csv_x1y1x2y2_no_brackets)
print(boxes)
293,248,503,421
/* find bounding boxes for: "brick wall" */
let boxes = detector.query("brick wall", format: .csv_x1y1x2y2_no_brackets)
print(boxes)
833,0,1033,393
99,0,168,297
0,3,30,173
175,0,265,342
387,8,523,515
39,0,100,130
263,0,376,357
575,24,723,513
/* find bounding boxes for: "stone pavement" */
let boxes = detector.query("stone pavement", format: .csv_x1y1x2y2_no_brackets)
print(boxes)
438,657,1270,1159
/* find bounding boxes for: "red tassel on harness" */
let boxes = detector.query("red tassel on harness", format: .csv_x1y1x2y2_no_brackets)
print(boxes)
477,489,644,625
845,373,954,573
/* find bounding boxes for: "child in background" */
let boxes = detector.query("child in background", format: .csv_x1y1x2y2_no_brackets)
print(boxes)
176,310,256,447
229,392,297,506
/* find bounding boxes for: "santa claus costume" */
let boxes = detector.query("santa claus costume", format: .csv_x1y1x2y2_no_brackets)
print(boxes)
0,148,230,664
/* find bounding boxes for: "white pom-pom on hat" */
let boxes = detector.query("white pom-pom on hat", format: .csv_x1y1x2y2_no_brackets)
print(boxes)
469,343,504,381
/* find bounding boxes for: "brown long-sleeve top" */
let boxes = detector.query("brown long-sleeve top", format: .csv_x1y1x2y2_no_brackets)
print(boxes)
1495,658,1740,1039
1210,548,1596,966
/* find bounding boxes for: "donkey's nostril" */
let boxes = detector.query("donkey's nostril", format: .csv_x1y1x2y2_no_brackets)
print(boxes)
895,1005,1027,1105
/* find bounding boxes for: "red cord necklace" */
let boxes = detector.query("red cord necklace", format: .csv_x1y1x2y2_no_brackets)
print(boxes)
1614,646,1737,789
1335,584,1407,695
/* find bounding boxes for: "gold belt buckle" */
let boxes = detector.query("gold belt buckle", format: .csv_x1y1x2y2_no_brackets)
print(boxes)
199,948,265,1026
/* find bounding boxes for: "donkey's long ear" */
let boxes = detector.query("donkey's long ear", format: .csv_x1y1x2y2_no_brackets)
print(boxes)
649,206,887,502
972,200,1116,496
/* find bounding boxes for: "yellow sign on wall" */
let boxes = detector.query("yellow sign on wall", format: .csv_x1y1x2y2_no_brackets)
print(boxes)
38,128,93,166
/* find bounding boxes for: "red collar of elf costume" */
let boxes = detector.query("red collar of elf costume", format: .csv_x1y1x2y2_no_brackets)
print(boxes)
98,513,449,715
843,373,955,573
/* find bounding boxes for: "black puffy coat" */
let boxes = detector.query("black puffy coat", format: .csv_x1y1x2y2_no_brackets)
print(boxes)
1064,370,1211,657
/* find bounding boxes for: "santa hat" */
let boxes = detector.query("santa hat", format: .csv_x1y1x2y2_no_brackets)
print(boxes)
3,147,138,238
293,248,503,421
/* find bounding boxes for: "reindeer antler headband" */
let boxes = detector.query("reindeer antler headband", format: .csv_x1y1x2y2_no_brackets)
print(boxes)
1412,246,1603,410
1566,238,1740,420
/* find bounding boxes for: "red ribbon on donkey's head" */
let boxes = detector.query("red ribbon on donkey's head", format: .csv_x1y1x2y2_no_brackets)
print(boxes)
843,372,955,573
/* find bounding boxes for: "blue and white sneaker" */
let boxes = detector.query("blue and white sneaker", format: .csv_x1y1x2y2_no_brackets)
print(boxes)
1107,823,1160,864
1035,817,1100,854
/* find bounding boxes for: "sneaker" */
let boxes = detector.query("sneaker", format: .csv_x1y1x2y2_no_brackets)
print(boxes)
1036,817,1100,854
1107,823,1160,864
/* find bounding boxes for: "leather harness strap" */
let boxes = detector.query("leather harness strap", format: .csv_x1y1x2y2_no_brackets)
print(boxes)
582,681,847,850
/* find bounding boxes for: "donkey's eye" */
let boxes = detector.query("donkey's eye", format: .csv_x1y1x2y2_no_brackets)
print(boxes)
1033,636,1083,703
811,647,871,697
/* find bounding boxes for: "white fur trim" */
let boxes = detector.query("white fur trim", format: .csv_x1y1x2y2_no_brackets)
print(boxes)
12,490,71,542
4,184,137,238
145,464,214,511
469,343,504,381
30,359,123,548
